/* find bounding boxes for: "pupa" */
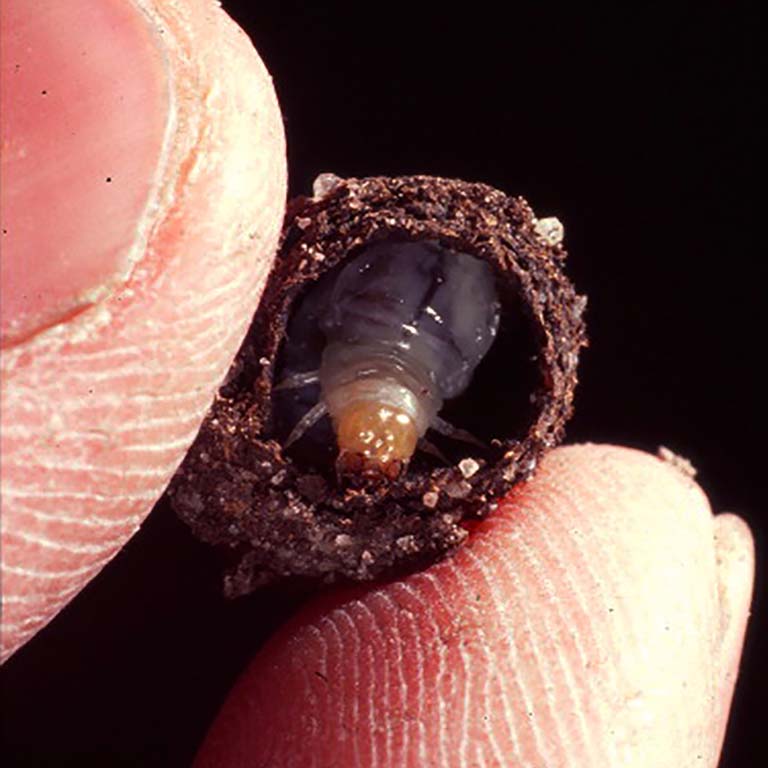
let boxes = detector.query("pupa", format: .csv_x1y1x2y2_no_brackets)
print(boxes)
275,238,501,479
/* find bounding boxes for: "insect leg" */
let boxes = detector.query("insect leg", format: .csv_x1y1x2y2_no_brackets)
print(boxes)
274,370,320,391
284,401,328,448
430,416,486,449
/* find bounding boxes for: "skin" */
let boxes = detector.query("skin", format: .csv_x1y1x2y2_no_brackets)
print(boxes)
0,2,755,766
1,0,287,660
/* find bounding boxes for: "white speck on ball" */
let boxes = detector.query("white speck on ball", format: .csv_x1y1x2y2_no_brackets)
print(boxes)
313,172,344,199
534,216,564,246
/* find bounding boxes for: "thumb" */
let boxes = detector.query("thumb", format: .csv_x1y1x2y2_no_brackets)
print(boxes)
193,445,754,768
0,0,286,661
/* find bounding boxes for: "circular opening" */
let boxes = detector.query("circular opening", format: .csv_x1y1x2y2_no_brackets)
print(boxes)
272,238,542,474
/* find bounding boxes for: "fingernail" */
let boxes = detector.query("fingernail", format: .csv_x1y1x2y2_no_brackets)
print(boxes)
1,0,170,345
712,512,754,746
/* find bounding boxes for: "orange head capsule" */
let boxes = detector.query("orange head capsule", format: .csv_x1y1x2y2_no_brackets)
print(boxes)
334,400,418,477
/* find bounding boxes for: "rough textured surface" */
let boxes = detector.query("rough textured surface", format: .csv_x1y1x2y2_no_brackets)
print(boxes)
169,175,587,593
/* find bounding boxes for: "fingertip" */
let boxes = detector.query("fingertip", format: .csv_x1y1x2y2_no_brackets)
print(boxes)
0,0,286,662
713,512,755,581
195,444,739,767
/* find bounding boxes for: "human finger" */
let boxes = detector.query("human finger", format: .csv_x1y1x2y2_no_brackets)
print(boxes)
0,0,286,662
193,444,754,768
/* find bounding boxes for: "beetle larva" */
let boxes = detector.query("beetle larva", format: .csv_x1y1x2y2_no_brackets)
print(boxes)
169,175,587,594
276,239,500,478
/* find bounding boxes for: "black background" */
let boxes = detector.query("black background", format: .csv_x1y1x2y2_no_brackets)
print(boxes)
2,1,763,765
